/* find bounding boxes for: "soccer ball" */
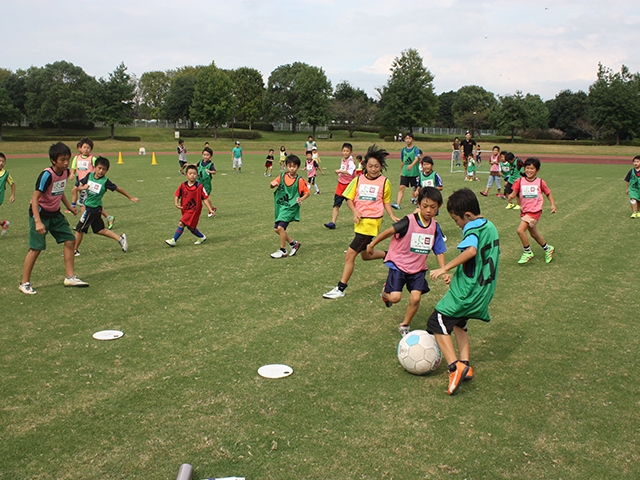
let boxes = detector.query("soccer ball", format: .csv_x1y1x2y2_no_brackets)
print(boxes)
397,330,442,375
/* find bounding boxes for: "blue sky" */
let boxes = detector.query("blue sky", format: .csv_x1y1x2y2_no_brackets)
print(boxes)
3,0,639,100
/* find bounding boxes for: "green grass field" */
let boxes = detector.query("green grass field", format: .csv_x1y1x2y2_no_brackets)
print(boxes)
1,149,639,479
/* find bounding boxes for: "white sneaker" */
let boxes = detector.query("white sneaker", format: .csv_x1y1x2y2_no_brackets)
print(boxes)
323,286,345,299
165,238,177,247
1,220,10,236
64,276,89,287
270,249,287,258
289,241,301,256
194,236,207,245
19,282,37,295
119,233,128,252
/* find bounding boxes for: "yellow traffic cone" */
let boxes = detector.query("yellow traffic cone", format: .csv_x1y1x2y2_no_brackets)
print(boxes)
151,152,157,165
117,152,123,164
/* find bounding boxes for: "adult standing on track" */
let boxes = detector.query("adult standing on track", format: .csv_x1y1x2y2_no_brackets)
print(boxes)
452,137,461,166
460,132,476,176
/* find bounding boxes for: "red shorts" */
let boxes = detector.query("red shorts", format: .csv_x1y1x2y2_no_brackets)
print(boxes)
335,182,349,196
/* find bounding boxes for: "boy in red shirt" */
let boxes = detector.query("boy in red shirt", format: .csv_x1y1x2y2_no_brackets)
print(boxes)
507,158,557,264
165,165,216,247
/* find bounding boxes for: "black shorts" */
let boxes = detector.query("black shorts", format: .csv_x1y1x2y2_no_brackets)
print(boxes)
333,194,346,208
427,310,468,335
308,175,316,185
504,182,513,195
76,208,105,234
384,268,430,294
399,175,419,188
274,221,289,230
349,233,374,253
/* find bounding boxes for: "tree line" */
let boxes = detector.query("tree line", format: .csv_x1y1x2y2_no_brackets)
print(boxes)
1,50,639,144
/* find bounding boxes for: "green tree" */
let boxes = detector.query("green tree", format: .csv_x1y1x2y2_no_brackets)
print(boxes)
190,62,235,139
0,86,20,140
546,90,589,139
163,74,197,128
494,91,548,140
138,70,171,119
451,85,497,135
376,49,437,131
94,63,136,139
331,81,378,137
231,67,265,129
435,90,457,128
588,63,640,144
265,62,332,134
24,61,97,130
3,70,27,118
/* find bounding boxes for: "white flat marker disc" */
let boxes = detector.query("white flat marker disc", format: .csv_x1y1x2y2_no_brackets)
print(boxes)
92,330,124,341
258,364,293,379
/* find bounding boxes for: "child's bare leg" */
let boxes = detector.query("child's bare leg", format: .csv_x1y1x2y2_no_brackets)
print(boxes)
434,333,458,365
331,205,340,224
516,220,530,246
453,326,470,363
360,248,385,261
401,290,422,326
396,185,406,206
339,247,359,284
528,224,546,247
386,291,403,305
71,186,78,205
63,240,76,278
97,229,121,243
74,231,84,251
101,207,109,219
21,249,41,284
275,226,292,249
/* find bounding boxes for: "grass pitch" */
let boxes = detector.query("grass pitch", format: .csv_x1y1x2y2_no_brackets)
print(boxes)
1,150,639,479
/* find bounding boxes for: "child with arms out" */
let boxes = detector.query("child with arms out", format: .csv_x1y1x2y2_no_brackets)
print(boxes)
507,158,556,264
624,155,640,217
324,143,357,229
428,188,500,395
20,142,89,294
165,165,216,247
74,156,138,255
323,145,400,299
366,186,447,336
0,152,16,236
269,154,310,258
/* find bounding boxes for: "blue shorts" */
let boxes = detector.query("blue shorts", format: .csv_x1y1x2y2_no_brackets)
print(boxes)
384,268,430,294
274,221,289,230
333,194,346,208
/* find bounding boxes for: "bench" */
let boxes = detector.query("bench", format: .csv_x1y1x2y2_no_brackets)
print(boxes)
317,134,329,139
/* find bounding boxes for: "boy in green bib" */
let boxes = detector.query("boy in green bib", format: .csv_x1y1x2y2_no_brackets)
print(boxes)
0,152,16,236
428,188,500,395
74,157,139,255
269,155,310,258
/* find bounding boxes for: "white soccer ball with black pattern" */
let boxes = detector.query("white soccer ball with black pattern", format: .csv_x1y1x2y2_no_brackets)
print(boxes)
397,330,442,375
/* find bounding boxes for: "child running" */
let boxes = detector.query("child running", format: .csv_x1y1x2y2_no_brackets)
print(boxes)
504,153,524,210
305,150,323,195
507,158,556,264
624,155,640,218
196,146,217,196
279,146,287,171
324,143,357,229
177,139,188,175
428,188,500,395
265,149,275,177
165,165,216,247
366,186,447,336
20,142,89,294
480,145,504,198
323,144,400,299
74,157,138,255
269,154,310,258
0,152,16,236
